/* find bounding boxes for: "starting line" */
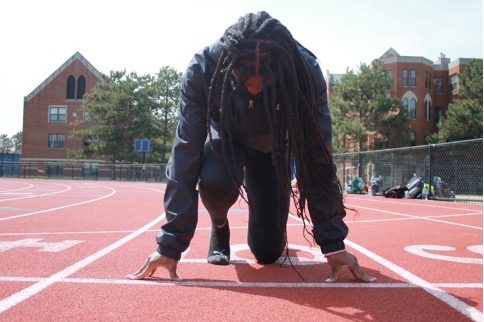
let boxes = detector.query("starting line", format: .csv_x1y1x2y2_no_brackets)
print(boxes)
0,276,482,289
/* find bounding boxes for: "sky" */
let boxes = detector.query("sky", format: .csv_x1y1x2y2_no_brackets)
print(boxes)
0,0,482,137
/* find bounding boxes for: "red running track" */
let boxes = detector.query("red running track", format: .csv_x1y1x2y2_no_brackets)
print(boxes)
0,178,482,321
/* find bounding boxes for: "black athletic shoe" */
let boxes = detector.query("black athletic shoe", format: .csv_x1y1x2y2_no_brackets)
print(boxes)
207,221,230,265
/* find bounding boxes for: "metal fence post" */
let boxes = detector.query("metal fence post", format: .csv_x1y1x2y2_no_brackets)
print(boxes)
428,144,434,190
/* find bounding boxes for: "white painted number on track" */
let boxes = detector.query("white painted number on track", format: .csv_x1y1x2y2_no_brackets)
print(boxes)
404,244,483,264
0,239,83,253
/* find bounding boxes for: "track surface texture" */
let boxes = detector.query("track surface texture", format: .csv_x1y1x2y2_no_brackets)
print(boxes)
0,178,482,321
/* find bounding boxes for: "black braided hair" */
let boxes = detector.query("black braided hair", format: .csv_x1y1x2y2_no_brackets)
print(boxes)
206,11,344,241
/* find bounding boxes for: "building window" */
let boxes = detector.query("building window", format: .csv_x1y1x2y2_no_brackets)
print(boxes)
434,77,443,93
66,75,75,99
410,69,416,87
410,98,417,119
48,134,65,149
425,100,431,121
49,106,67,122
402,69,408,87
83,108,91,122
449,74,458,92
77,75,86,99
425,72,432,89
66,75,87,100
410,131,416,146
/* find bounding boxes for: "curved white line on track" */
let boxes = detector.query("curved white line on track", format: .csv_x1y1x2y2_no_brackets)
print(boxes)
0,185,115,221
0,182,34,193
0,212,166,314
0,183,72,202
404,245,483,264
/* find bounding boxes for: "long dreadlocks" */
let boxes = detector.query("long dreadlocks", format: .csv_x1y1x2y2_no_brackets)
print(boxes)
206,11,344,240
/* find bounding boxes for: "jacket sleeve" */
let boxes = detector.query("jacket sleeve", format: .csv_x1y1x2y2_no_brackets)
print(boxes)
156,50,210,261
305,56,348,254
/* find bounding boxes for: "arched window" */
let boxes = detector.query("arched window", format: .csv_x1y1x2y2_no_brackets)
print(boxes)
425,100,431,122
410,98,416,119
77,75,86,99
66,75,75,99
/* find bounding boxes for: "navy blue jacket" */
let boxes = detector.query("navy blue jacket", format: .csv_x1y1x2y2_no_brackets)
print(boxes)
156,41,347,260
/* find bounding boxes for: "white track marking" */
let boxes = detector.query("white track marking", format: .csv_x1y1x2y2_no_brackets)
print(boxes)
0,211,479,235
288,213,483,321
0,212,166,314
345,204,482,230
346,240,483,322
0,186,116,221
0,276,482,289
0,239,83,253
0,183,34,193
0,183,71,202
344,212,482,224
404,245,483,264
346,195,481,212
0,182,481,319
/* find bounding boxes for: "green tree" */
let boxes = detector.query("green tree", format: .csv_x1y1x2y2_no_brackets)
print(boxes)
70,70,159,165
0,132,21,153
70,67,182,166
0,134,12,153
11,131,22,153
428,59,483,143
331,60,409,152
149,66,182,163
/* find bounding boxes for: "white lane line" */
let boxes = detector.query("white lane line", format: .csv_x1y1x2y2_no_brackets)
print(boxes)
0,212,165,314
345,212,482,224
346,204,482,230
0,185,116,221
0,183,72,202
0,276,482,288
345,240,483,322
0,211,479,236
288,213,483,321
346,196,481,212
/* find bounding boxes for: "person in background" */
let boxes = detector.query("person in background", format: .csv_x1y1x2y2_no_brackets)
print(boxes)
127,11,375,283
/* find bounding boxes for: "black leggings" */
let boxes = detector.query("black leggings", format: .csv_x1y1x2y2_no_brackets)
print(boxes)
199,135,289,264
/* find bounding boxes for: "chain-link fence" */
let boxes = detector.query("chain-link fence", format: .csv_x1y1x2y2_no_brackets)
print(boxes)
333,139,483,202
1,139,482,202
0,158,167,183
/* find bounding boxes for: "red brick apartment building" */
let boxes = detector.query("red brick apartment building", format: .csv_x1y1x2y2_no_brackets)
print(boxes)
22,52,103,162
327,47,474,147
22,49,474,162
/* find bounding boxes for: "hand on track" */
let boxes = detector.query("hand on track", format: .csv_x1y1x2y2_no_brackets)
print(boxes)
325,251,376,283
126,252,181,281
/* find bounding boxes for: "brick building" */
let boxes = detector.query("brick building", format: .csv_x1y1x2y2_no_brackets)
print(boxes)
22,52,103,162
326,48,474,147
22,49,475,163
